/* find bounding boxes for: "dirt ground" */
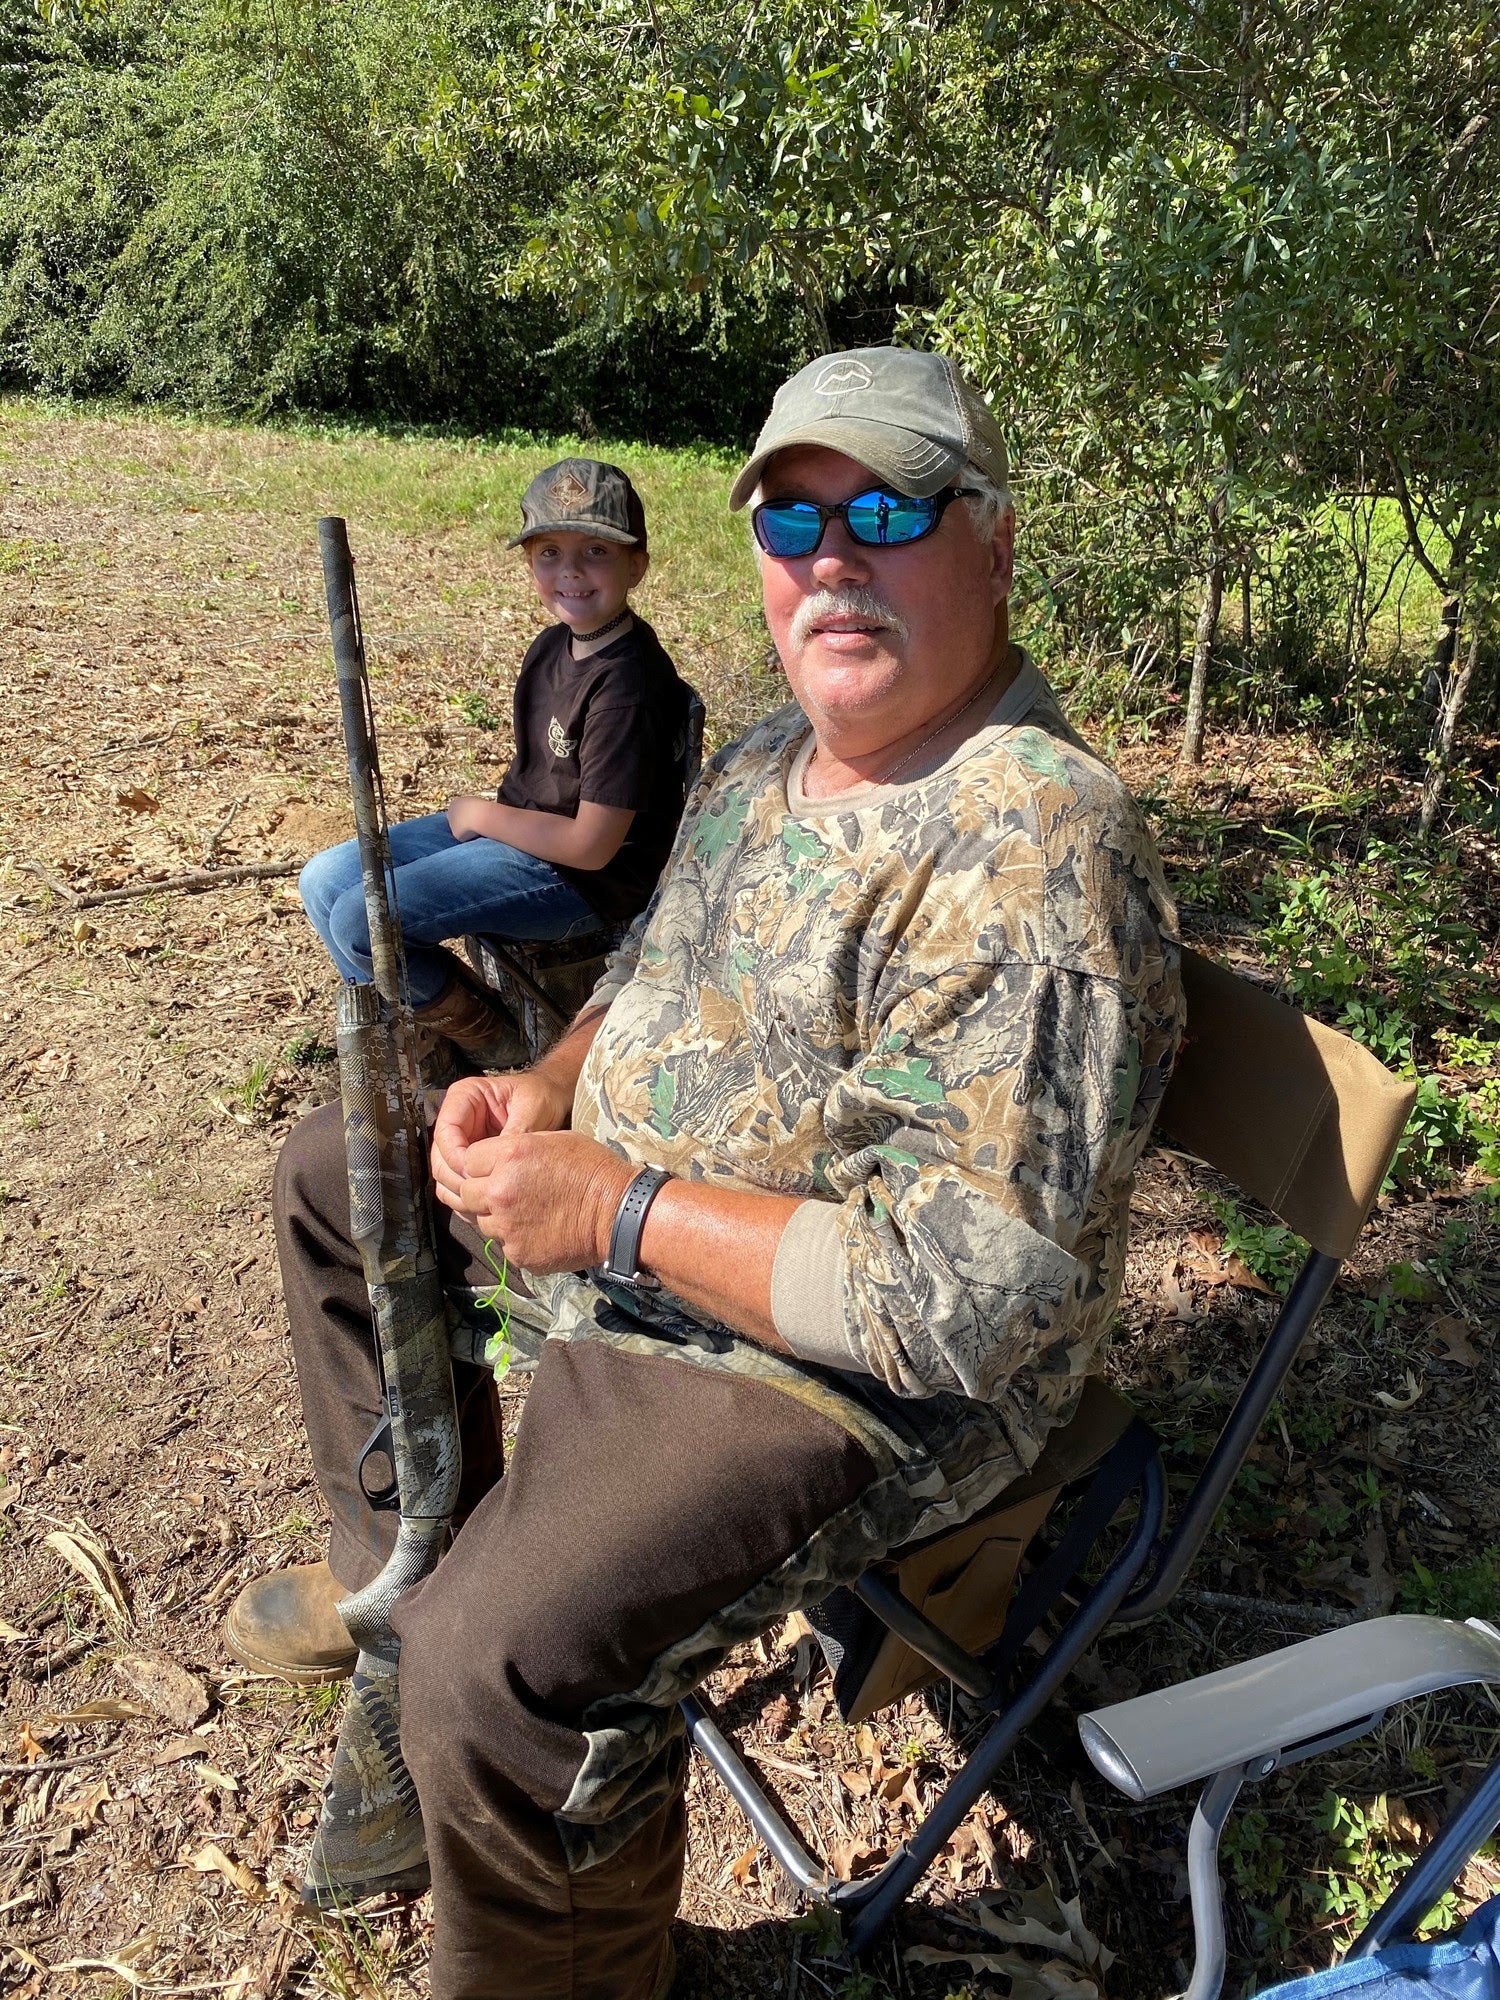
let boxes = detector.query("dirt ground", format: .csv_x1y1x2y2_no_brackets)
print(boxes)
2,407,1498,2000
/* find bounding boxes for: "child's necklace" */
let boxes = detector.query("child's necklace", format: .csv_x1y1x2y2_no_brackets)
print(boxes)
574,607,631,644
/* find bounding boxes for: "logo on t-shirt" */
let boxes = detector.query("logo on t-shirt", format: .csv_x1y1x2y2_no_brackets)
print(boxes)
548,715,576,759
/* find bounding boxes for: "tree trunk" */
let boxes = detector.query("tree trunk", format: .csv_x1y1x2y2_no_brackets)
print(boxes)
1422,591,1462,715
1180,554,1226,766
1419,610,1480,837
1240,562,1252,654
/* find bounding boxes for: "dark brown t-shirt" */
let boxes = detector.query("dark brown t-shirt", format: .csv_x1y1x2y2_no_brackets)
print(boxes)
497,618,693,924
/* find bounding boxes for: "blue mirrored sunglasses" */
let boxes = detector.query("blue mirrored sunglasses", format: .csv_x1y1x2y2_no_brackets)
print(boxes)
751,486,979,559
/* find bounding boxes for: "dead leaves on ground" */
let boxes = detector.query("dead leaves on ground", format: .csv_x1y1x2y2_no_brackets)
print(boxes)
62,1776,112,1827
41,1696,147,1724
16,1721,50,1764
907,1878,1115,1997
185,1840,265,1901
1309,1521,1397,1616
1163,1227,1273,1319
42,1519,131,1629
115,786,161,814
1427,1313,1485,1367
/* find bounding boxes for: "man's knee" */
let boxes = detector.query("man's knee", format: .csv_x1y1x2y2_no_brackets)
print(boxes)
273,1101,349,1238
395,1521,593,1819
398,1588,534,1817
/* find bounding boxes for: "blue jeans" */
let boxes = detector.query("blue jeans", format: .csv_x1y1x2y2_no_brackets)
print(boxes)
299,812,600,1007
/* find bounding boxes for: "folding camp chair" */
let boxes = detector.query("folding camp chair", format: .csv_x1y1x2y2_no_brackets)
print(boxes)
676,949,1419,1954
463,687,706,1060
1078,1613,1500,2000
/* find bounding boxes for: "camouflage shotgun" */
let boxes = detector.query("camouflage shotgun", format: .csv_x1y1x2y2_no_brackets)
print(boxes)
305,517,460,1901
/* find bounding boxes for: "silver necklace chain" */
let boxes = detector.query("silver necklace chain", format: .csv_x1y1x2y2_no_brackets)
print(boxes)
874,673,997,785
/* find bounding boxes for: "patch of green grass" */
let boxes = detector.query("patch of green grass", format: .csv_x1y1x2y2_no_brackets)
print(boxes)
284,1031,336,1068
1399,1549,1500,1622
0,535,64,574
450,688,505,731
225,1056,275,1119
267,1506,315,1538
308,1897,422,2000
295,1680,344,1724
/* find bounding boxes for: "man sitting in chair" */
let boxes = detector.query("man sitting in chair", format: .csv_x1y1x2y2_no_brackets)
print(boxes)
235,347,1184,1998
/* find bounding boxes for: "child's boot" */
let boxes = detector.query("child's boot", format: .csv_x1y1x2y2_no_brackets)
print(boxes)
413,955,529,1072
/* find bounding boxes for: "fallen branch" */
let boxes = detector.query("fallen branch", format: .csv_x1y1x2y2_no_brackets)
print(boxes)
1179,1587,1354,1630
11,1632,107,1683
203,796,242,867
17,860,79,906
73,862,299,909
0,1749,115,1775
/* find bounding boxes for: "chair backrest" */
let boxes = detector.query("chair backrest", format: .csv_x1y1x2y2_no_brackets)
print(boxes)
1159,950,1416,1260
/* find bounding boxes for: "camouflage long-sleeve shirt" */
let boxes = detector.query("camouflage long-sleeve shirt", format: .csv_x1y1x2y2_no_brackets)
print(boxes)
567,658,1180,1407
509,656,1183,1862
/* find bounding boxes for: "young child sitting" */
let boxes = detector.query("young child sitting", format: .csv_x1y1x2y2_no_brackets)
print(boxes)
299,458,694,1067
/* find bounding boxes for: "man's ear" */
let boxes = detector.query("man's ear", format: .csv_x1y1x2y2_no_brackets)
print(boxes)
989,508,1015,606
629,549,650,588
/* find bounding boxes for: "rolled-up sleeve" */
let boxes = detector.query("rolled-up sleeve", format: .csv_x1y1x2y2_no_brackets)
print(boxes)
772,957,1147,1399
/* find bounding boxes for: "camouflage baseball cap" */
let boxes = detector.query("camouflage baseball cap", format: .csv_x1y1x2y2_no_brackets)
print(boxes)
509,458,648,548
729,347,1009,511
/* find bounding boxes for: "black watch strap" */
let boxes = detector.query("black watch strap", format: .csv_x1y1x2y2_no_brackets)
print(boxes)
600,1167,670,1291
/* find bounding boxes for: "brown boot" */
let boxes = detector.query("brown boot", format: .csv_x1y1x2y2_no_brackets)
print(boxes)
413,956,529,1071
224,1560,358,1684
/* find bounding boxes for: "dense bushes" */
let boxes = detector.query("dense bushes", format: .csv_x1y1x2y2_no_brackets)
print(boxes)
2,0,1496,784
0,0,799,439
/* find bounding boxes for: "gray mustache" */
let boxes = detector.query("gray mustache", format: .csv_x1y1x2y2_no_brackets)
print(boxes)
789,587,911,652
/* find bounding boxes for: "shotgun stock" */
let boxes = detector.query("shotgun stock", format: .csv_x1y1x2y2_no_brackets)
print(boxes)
316,516,460,1668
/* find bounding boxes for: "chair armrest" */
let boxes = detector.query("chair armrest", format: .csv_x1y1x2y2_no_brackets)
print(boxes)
1079,1615,1500,1801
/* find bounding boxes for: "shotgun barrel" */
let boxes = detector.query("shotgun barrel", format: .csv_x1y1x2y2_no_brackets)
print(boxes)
315,516,460,1670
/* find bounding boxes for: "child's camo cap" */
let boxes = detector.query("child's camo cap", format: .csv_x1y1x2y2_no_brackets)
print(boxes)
509,459,648,549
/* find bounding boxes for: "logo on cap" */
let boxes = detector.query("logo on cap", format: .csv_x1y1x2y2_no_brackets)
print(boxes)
813,360,874,397
548,469,591,511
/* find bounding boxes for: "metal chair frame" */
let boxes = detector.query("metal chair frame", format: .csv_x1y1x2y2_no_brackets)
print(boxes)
679,1244,1344,1956
1078,1615,1500,2000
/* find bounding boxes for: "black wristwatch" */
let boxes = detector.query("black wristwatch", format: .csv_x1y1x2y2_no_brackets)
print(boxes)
599,1167,670,1291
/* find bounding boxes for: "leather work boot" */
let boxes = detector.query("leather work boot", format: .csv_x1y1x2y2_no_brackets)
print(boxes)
302,1667,430,1908
412,955,529,1072
224,1560,358,1685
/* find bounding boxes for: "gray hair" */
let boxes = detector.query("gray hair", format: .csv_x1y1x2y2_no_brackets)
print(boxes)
960,466,1013,542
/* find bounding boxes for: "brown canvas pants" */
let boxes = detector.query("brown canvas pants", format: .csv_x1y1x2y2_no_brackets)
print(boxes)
274,1105,881,1999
